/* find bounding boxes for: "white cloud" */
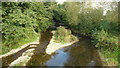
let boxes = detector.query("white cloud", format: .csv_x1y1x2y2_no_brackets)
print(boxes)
56,0,66,4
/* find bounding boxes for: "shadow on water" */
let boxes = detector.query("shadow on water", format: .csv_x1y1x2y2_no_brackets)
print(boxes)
1,27,103,67
26,30,103,67
26,30,53,66
43,39,103,67
64,39,103,66
1,44,39,67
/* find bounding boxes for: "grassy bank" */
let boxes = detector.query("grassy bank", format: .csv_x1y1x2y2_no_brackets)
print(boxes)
100,48,119,66
1,33,39,55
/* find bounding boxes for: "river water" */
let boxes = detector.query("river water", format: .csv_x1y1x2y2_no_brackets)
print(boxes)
26,30,103,67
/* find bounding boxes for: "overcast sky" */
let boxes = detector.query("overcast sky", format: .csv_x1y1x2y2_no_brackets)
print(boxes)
56,0,66,4
55,0,120,4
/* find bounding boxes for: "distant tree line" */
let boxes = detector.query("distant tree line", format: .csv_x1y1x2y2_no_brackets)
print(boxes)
57,2,119,65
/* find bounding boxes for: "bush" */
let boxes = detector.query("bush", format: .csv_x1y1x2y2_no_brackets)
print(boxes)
54,26,78,43
91,29,118,65
92,29,118,50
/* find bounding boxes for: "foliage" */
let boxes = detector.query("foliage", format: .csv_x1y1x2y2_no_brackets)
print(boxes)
52,4,68,26
2,2,56,54
62,2,119,65
54,26,78,43
1,2,119,66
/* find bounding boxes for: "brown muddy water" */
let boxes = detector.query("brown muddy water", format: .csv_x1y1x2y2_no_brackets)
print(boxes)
1,30,103,67
26,30,103,67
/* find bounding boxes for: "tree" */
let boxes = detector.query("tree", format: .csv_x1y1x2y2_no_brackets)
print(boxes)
2,2,56,54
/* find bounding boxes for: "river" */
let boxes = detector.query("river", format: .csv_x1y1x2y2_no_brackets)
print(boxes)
26,30,103,67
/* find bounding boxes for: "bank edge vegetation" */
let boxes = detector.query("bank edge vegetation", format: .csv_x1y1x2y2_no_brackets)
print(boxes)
1,2,120,66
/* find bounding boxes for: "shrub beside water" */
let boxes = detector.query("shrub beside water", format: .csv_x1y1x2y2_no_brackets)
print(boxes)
91,28,118,65
54,26,78,44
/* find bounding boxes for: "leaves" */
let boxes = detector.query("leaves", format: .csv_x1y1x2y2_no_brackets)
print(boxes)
2,2,55,53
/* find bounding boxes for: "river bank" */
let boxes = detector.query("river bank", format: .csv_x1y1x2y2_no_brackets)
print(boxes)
1,30,111,67
46,31,79,55
0,39,39,67
45,30,110,66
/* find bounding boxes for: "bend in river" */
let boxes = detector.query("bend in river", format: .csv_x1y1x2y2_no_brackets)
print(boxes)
26,30,103,66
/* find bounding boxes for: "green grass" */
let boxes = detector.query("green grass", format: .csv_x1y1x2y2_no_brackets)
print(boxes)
1,33,39,55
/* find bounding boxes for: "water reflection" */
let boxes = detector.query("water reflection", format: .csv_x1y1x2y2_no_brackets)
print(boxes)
1,43,39,67
26,30,103,66
26,30,53,66
45,48,69,66
45,38,103,66
64,39,103,66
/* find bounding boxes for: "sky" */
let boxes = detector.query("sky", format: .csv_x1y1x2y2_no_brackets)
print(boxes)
55,0,120,4
56,0,66,4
